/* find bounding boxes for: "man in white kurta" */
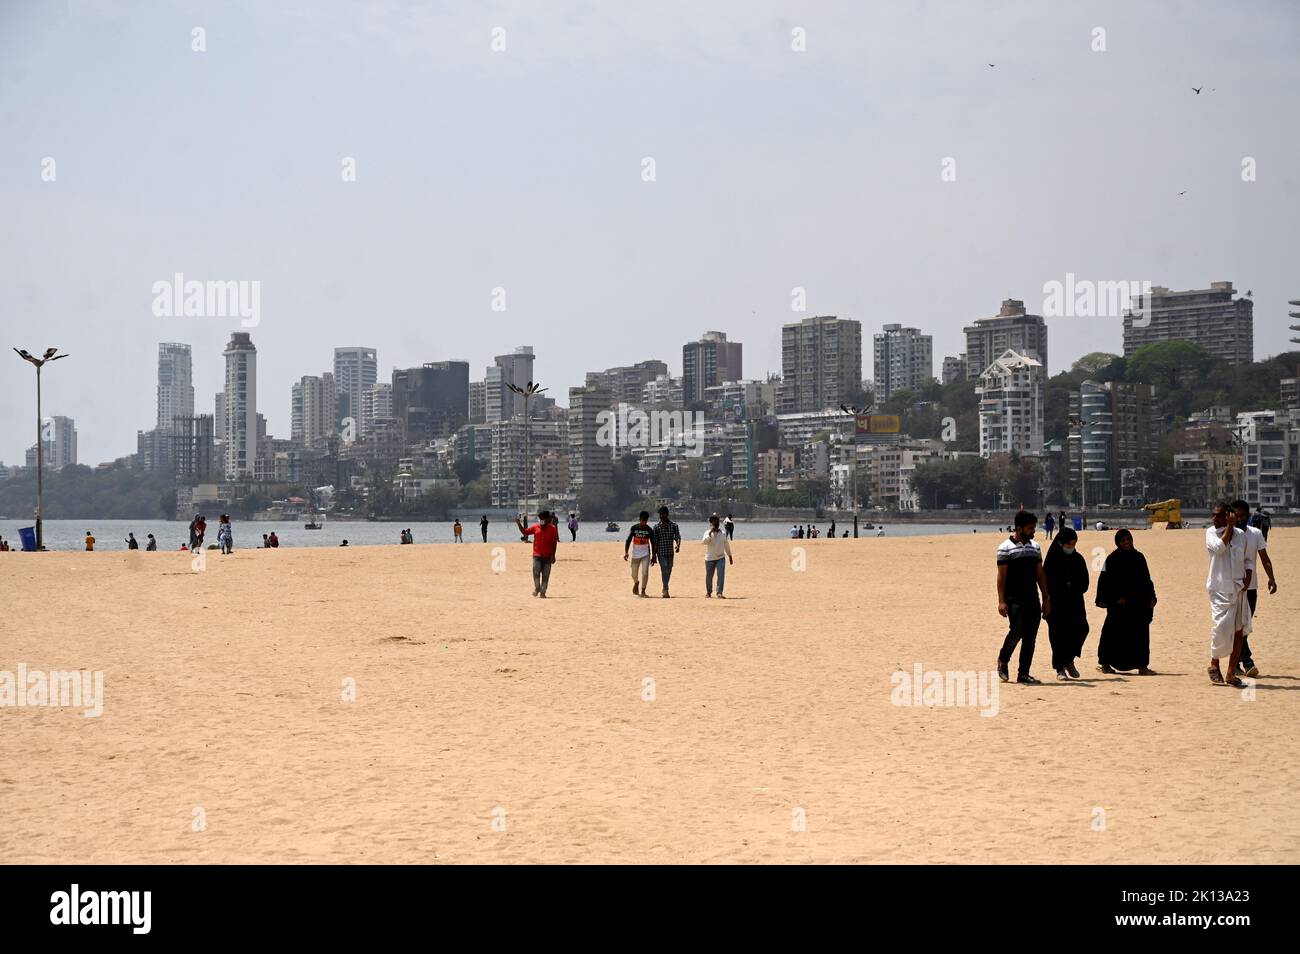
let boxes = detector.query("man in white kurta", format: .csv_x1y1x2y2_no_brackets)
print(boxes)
1205,503,1252,686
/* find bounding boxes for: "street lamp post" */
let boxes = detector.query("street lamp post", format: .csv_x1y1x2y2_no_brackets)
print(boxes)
1068,415,1093,528
13,347,69,551
507,380,547,530
839,404,861,536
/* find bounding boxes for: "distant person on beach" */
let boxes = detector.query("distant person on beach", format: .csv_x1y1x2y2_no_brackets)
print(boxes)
995,510,1051,685
340,539,349,546
1249,505,1272,542
126,533,139,550
1058,512,1068,534
188,515,206,548
262,534,270,548
217,515,234,554
0,537,8,551
1044,513,1055,539
454,519,463,543
828,519,836,538
703,514,734,598
516,510,559,597
1044,527,1088,680
625,512,655,597
1233,499,1275,679
84,531,95,552
789,525,798,539
843,530,849,537
568,513,578,542
480,515,489,542
653,506,681,598
724,514,734,539
400,529,410,544
797,526,805,539
1205,503,1250,687
146,534,157,551
268,531,278,548
1095,529,1157,675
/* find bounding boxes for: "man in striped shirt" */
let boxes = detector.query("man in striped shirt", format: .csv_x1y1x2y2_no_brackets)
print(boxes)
651,506,682,598
995,510,1051,684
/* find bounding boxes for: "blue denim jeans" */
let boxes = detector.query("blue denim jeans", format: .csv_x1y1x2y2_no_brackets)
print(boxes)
706,558,726,595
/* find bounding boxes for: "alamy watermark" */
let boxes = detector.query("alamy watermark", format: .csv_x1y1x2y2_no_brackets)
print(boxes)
152,273,260,327
890,664,999,717
596,405,704,457
1,663,103,717
1042,273,1152,327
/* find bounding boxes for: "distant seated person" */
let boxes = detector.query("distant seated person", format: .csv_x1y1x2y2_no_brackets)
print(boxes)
268,532,279,548
340,539,349,547
0,537,8,551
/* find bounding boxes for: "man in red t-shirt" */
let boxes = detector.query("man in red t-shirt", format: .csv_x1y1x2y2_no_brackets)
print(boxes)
515,510,560,597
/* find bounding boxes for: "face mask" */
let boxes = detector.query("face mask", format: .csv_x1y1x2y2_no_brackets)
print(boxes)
1061,546,1075,555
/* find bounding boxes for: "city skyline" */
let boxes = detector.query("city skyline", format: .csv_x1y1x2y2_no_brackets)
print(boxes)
3,0,1298,464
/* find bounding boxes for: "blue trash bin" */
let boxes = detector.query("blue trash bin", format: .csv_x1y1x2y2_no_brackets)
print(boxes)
18,526,37,551
1072,516,1083,531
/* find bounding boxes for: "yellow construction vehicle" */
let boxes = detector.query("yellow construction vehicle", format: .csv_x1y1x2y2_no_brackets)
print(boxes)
1143,499,1184,529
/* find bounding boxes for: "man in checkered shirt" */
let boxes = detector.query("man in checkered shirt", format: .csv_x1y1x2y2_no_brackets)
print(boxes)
651,505,682,598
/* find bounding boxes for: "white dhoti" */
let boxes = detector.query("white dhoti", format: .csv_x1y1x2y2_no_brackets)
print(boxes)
1208,586,1253,658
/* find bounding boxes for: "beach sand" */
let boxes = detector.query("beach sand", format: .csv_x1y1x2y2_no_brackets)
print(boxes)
1,528,1296,864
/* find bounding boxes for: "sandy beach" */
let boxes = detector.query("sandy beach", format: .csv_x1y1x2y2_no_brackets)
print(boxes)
1,528,1296,864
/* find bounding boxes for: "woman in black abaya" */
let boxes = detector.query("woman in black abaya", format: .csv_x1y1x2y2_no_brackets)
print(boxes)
1095,528,1158,675
1044,527,1090,680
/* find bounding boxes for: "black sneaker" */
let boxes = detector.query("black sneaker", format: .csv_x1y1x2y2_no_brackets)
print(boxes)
1017,674,1042,685
1240,662,1259,678
997,662,1009,683
1066,663,1080,679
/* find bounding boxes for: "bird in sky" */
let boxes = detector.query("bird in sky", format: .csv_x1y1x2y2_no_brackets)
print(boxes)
988,63,995,68
1177,191,1187,196
1192,87,1202,94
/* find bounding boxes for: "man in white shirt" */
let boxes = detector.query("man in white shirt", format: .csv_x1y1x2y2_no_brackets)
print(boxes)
1233,499,1278,678
1205,503,1252,687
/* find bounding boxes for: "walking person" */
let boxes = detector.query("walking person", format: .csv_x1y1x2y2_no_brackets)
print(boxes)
480,515,489,543
1205,503,1251,687
567,513,579,542
624,511,655,597
1058,511,1067,535
453,519,463,543
84,530,95,552
724,514,735,540
145,533,157,551
1044,512,1055,540
652,506,681,598
217,515,234,554
1233,499,1277,679
1044,527,1088,680
828,519,836,539
995,510,1051,685
703,514,734,598
516,510,559,597
125,532,139,550
1095,529,1157,675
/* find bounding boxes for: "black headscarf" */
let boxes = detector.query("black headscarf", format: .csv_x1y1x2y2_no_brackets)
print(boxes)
1097,528,1154,608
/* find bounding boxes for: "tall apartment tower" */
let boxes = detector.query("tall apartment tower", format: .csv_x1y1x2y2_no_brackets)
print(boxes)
1067,380,1158,506
391,361,470,440
963,300,1048,380
976,349,1044,459
872,324,933,402
468,380,487,424
26,415,77,471
1123,282,1254,365
362,382,394,436
333,347,378,433
568,384,614,502
222,332,258,479
941,355,965,385
290,372,338,449
157,343,194,429
682,332,742,406
777,316,863,414
485,346,536,423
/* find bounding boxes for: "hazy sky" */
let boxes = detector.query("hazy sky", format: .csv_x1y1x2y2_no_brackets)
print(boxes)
2,0,1297,465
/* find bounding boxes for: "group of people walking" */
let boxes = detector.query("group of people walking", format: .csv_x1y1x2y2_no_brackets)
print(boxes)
995,500,1277,685
624,507,732,598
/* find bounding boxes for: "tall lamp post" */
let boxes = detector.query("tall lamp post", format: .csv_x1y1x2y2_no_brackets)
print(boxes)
839,404,862,536
1068,415,1093,529
507,380,547,530
14,347,70,551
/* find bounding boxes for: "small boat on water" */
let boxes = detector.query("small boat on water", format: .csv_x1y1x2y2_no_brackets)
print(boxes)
605,522,619,533
304,513,324,530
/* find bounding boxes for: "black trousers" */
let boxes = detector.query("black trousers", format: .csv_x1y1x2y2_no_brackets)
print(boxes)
1240,589,1258,666
999,601,1041,677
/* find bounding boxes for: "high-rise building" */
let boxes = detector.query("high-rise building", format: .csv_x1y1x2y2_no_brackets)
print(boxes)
568,384,614,503
873,324,933,402
391,361,470,441
941,355,965,385
291,373,338,449
361,383,394,437
172,414,216,482
157,343,194,429
586,360,670,407
963,300,1048,380
485,347,535,423
1238,410,1299,510
1067,380,1159,506
976,350,1044,458
682,332,742,406
26,415,77,471
222,332,258,479
468,380,486,424
1123,283,1253,365
333,347,378,433
777,316,862,414
214,391,226,442
490,417,567,507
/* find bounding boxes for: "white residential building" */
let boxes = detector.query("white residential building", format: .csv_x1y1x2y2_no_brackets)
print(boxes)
976,349,1044,459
